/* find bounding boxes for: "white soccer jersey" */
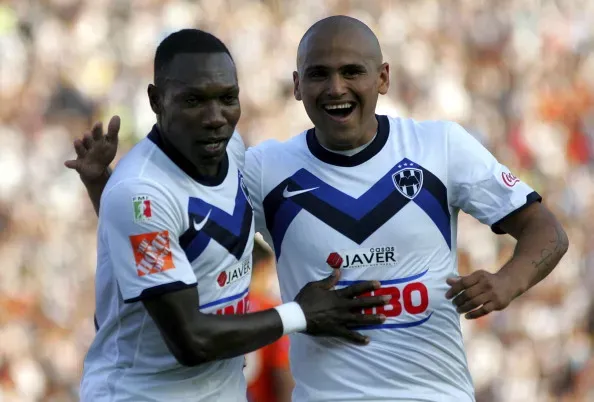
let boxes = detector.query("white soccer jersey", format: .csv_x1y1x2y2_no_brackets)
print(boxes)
81,127,254,402
244,115,541,402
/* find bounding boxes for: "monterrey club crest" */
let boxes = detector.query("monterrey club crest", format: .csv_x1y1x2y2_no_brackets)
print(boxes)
392,165,423,200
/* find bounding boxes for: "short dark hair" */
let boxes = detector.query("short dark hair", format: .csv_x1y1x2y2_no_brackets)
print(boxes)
154,29,233,86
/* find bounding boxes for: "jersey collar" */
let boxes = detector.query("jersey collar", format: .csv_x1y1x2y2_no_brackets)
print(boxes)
147,125,229,186
306,115,390,167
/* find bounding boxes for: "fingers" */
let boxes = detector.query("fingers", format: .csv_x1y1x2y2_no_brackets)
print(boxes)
344,313,386,327
445,273,481,299
347,295,391,310
464,302,495,320
451,282,484,308
82,133,94,150
91,121,103,141
64,159,80,170
331,327,369,345
106,115,121,143
73,139,87,158
456,293,490,314
335,280,381,299
314,270,341,290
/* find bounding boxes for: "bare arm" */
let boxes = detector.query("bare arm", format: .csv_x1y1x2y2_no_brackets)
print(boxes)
447,202,569,319
64,116,119,215
143,287,283,365
142,274,388,366
82,168,111,215
496,202,569,296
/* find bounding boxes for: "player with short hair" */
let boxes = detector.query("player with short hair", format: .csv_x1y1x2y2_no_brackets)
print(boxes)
69,28,388,402
69,18,568,402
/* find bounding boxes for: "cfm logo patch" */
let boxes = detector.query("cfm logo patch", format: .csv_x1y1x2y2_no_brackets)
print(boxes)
392,163,423,200
132,195,152,223
327,247,397,269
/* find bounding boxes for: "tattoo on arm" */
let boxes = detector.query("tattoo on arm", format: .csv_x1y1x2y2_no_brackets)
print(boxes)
530,224,569,285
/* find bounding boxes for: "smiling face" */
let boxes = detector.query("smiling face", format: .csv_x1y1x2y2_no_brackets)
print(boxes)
149,52,241,169
294,17,390,150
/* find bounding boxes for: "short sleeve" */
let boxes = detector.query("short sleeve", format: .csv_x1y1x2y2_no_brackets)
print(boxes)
447,122,542,234
100,179,197,303
244,145,267,234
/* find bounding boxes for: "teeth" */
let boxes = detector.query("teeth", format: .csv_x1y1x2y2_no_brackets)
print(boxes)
325,103,352,110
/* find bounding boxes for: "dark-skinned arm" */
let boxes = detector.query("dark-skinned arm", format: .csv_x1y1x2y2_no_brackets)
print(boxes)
143,276,386,367
64,116,120,215
82,168,111,215
144,287,284,366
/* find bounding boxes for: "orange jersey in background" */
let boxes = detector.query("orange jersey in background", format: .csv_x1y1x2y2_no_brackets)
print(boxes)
245,293,291,402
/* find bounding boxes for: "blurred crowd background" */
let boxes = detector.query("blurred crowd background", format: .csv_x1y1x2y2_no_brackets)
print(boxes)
1,0,593,401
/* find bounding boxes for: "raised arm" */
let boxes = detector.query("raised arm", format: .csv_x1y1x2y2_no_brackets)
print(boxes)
102,179,388,367
64,116,119,215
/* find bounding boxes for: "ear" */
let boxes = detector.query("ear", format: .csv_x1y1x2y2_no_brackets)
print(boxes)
147,84,162,115
293,71,302,101
378,62,390,95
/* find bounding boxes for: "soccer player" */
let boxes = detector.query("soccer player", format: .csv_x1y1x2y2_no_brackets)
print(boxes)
69,18,569,402
66,29,388,402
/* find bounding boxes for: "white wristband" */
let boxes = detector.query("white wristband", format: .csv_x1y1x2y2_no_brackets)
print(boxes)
274,302,307,335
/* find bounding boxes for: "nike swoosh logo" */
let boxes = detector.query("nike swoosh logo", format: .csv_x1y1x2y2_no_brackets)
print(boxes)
193,209,211,232
282,186,319,198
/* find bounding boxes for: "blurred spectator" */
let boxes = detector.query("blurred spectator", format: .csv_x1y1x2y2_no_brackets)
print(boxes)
0,0,593,400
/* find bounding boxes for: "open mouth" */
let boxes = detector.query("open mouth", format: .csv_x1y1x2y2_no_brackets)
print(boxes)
323,102,356,119
199,138,228,153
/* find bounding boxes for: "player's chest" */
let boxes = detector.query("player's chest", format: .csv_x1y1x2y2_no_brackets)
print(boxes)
264,150,451,258
173,168,255,268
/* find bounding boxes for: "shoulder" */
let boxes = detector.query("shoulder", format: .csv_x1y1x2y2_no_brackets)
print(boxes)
102,177,174,215
245,131,307,167
386,115,455,137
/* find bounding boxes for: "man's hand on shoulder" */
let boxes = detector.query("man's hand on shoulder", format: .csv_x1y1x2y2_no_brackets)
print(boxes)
64,115,120,182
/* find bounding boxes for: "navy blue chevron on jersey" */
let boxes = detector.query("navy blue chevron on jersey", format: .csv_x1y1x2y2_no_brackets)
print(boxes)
179,171,253,261
244,115,541,402
81,127,253,402
263,157,451,259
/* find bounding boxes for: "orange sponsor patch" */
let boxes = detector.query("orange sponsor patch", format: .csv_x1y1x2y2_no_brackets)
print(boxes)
129,231,175,277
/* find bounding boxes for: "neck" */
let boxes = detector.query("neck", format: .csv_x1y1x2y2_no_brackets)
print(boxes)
316,117,378,151
195,162,222,177
151,124,228,186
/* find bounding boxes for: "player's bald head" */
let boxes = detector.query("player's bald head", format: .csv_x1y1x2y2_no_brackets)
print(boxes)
297,16,383,71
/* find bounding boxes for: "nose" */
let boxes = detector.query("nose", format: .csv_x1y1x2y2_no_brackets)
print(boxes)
202,101,226,130
327,73,348,98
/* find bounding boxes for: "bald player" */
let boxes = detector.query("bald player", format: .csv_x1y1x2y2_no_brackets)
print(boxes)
70,16,568,402
245,16,567,401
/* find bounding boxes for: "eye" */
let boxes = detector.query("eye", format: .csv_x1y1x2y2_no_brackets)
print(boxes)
221,94,238,105
342,68,364,79
307,70,327,80
185,97,199,107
